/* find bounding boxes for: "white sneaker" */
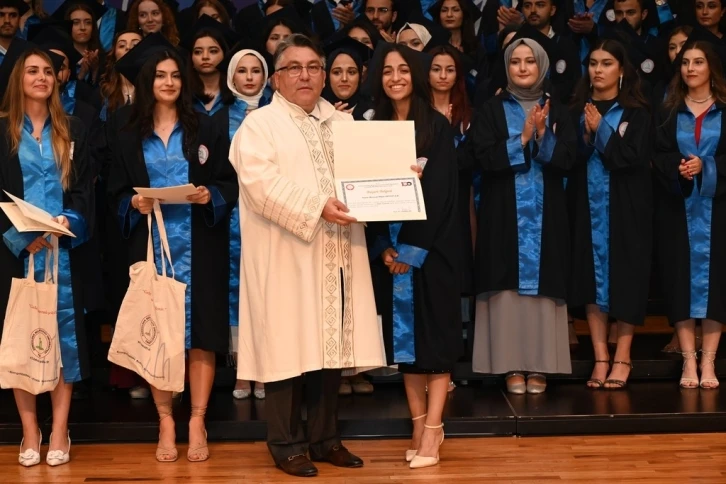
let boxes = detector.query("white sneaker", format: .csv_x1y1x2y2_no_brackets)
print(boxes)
18,429,42,467
129,386,150,399
46,432,71,467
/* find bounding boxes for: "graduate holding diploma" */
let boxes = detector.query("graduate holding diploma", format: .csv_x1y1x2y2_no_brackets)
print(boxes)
0,46,95,468
366,43,462,471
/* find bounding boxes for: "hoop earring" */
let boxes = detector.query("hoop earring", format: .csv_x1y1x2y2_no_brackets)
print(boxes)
589,82,593,90
619,75,623,90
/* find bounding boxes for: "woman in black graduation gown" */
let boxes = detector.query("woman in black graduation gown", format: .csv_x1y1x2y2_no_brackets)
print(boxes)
568,38,653,390
0,48,94,467
107,33,238,462
367,43,461,470
464,38,575,395
653,41,726,389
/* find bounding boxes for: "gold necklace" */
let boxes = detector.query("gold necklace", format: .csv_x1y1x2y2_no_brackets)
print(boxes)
686,93,713,104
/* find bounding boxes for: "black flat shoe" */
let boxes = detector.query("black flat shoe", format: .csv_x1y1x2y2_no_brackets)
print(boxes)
276,454,318,477
311,444,363,468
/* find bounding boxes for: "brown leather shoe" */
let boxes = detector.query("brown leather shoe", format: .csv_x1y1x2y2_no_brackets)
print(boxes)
311,444,363,468
276,454,318,477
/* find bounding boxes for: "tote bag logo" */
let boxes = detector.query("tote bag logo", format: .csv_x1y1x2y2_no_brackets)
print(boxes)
30,329,52,359
140,316,158,346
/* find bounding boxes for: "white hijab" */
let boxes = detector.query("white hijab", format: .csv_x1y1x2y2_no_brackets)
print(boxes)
226,49,269,110
396,23,432,47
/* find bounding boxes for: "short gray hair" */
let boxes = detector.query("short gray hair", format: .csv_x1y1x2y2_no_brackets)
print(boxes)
273,33,326,70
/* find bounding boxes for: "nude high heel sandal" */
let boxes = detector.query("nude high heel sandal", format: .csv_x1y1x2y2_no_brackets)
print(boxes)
409,423,444,469
699,350,720,389
679,351,699,389
18,429,41,467
155,400,178,462
405,414,427,462
187,405,209,462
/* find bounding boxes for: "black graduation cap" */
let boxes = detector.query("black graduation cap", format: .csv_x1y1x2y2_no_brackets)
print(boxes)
263,5,308,34
324,35,374,63
44,49,67,74
427,0,482,24
27,21,82,70
183,13,238,50
397,9,451,51
599,21,653,73
233,4,265,39
114,31,178,82
676,23,726,68
510,22,554,58
0,38,32,100
51,0,107,22
0,0,30,16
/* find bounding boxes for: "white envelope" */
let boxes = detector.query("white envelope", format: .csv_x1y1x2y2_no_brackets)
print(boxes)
134,184,198,204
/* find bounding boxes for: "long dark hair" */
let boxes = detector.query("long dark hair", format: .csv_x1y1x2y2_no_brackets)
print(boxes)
570,39,648,111
664,41,726,112
428,44,471,129
188,29,234,105
370,43,435,153
431,0,478,54
132,49,198,154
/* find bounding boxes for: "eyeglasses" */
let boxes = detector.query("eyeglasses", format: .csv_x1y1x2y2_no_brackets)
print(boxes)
365,7,390,14
277,64,324,77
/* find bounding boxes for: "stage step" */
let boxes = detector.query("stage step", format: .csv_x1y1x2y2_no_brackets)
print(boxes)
2,382,725,445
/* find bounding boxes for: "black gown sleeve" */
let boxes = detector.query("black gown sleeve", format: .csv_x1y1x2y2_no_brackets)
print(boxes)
598,107,652,172
395,116,457,260
652,107,693,196
66,118,94,233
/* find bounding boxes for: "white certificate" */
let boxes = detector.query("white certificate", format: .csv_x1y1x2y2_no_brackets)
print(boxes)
337,178,423,222
332,120,426,222
2,191,75,237
134,184,197,204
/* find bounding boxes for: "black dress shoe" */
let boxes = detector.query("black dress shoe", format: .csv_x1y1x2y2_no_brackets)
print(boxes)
311,444,363,468
276,454,318,477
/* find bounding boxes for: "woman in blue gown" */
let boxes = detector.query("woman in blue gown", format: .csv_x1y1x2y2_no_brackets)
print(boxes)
214,47,272,401
0,48,94,467
108,35,238,463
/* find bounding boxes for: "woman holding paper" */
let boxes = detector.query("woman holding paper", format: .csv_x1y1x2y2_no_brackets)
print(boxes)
216,47,271,401
107,34,238,463
463,38,575,394
0,48,94,467
366,43,461,470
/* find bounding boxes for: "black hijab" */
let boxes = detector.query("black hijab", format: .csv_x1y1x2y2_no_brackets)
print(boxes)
322,48,364,107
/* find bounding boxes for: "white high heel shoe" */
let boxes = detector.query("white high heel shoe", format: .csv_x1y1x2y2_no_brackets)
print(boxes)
46,432,71,466
405,413,427,462
410,423,444,469
18,429,42,467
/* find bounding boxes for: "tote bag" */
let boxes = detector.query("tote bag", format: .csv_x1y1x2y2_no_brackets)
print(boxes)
0,236,62,395
108,201,187,392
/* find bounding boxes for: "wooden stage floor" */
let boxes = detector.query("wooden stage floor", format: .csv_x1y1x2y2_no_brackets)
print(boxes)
1,434,725,483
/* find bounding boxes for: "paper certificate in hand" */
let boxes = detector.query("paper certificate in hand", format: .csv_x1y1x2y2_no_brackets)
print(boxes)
333,120,426,222
133,184,197,204
1,191,75,237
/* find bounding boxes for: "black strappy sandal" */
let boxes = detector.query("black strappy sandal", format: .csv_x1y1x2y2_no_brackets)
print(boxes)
604,361,633,390
586,360,610,389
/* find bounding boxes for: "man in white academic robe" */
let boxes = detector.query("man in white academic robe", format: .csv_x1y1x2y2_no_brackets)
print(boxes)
229,34,387,477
